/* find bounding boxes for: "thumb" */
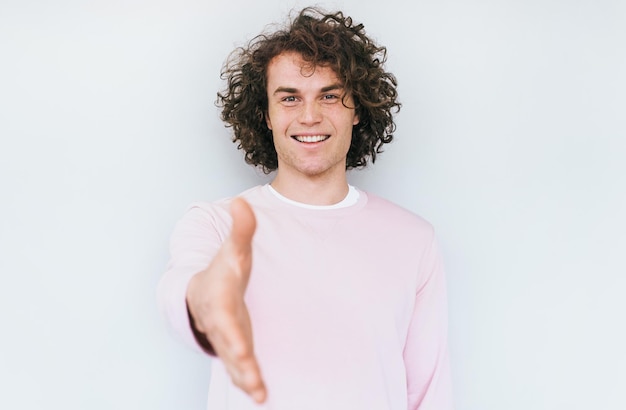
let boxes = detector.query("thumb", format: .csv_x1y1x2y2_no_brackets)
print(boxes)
229,197,257,249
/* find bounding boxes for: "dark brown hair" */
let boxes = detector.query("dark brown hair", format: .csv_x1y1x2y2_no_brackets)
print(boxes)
216,7,401,173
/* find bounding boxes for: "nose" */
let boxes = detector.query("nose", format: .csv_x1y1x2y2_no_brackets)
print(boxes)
298,101,322,125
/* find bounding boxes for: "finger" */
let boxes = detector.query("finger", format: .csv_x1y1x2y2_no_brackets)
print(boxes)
214,337,267,403
230,354,267,404
229,197,256,250
209,318,267,403
241,361,267,404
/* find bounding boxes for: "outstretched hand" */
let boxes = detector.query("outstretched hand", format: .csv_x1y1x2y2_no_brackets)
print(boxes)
186,197,267,403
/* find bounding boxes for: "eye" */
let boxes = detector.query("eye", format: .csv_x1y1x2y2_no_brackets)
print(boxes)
281,96,297,102
322,94,340,103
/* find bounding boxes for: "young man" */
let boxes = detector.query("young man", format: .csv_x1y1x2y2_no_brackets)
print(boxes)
158,7,453,409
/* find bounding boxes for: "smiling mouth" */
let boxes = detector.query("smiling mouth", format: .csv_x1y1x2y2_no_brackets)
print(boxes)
292,135,330,143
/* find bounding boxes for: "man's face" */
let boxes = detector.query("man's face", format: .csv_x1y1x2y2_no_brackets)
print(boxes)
265,52,359,181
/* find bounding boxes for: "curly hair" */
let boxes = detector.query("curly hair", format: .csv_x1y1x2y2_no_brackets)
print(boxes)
216,7,401,173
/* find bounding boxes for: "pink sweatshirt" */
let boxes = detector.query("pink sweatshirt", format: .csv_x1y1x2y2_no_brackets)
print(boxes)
158,185,453,409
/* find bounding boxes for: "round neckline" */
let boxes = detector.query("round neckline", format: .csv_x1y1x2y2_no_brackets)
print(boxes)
267,183,360,210
258,184,368,217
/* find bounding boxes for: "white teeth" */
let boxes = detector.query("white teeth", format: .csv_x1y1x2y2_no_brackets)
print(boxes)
293,135,329,143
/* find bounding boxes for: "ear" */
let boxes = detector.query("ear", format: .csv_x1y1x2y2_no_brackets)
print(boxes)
265,112,273,130
353,113,359,126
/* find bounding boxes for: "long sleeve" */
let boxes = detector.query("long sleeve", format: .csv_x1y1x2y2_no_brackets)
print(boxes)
404,237,454,410
156,203,230,353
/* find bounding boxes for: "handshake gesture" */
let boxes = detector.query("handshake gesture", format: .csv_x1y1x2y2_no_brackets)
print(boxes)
185,198,267,404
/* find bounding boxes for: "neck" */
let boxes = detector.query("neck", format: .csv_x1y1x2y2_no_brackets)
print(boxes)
271,171,349,206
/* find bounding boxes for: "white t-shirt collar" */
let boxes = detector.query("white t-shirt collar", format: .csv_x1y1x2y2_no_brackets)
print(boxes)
266,184,360,210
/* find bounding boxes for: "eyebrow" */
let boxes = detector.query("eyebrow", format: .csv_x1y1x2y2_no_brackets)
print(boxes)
272,83,344,95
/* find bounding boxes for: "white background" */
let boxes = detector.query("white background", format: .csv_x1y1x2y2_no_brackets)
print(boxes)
1,0,624,409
